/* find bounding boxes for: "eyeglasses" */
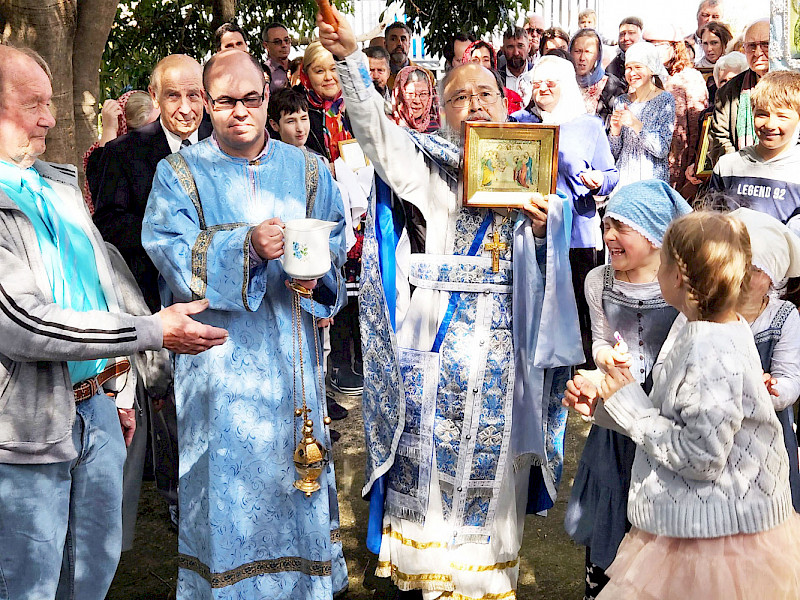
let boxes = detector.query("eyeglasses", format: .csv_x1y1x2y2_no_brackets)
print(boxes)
207,89,266,110
445,90,501,109
405,91,431,101
268,37,291,46
525,27,545,36
744,40,769,53
531,80,558,90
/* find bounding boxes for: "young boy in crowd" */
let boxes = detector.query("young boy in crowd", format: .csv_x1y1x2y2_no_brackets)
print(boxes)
266,87,350,433
268,87,311,148
709,70,800,224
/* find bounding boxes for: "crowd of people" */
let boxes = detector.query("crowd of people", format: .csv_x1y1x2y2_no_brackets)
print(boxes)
2,0,800,599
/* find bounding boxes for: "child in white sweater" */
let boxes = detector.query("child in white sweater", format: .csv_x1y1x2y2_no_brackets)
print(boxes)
587,212,800,599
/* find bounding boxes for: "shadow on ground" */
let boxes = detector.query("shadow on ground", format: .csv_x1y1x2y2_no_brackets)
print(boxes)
108,394,590,599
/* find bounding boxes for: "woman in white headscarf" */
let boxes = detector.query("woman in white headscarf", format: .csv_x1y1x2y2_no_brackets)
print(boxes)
608,41,676,189
512,55,619,364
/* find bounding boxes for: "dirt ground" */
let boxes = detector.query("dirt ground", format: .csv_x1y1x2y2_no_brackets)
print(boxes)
107,393,590,600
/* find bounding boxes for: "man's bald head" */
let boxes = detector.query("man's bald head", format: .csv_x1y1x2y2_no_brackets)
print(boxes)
149,54,202,96
0,45,56,167
149,54,205,139
440,62,507,133
203,48,264,92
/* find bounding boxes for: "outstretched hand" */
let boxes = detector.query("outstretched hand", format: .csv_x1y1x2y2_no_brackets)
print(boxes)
158,299,228,354
563,374,599,418
316,6,358,57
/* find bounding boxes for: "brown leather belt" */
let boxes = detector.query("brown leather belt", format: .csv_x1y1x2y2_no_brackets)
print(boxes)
73,358,131,402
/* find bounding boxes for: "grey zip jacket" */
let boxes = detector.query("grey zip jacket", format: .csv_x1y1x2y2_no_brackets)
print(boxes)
0,160,162,464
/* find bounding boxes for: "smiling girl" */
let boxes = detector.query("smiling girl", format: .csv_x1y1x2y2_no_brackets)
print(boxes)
609,42,676,191
564,180,691,600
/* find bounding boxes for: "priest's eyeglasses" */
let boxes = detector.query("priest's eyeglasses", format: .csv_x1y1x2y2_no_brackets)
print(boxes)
208,89,266,110
446,90,500,109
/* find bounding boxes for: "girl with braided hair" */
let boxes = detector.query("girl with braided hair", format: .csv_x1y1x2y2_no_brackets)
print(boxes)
573,211,800,599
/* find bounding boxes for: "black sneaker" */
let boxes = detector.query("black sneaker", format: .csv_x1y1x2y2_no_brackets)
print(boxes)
330,429,341,443
327,394,349,420
330,366,363,396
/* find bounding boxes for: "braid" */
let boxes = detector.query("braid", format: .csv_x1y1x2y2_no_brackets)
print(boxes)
663,212,751,321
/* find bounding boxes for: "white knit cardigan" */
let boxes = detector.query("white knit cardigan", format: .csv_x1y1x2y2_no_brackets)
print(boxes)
603,317,792,538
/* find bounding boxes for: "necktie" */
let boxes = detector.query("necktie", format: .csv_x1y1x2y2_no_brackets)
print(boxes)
181,138,192,147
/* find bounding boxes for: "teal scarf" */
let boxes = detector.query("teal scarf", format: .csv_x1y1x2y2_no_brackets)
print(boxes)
0,162,108,384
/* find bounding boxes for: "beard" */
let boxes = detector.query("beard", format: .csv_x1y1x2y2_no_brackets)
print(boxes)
438,121,464,149
507,55,526,71
390,51,407,65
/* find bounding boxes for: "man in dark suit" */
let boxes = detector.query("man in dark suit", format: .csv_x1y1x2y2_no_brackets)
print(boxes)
94,54,212,314
93,54,212,532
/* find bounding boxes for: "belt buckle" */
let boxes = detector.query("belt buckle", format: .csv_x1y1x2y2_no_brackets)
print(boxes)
74,378,97,402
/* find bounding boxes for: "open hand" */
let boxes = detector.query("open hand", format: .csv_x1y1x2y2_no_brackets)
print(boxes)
563,374,599,417
158,299,228,354
579,170,604,191
316,5,358,57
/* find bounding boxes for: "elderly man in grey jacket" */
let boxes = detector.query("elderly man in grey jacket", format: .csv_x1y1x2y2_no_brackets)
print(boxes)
0,45,227,600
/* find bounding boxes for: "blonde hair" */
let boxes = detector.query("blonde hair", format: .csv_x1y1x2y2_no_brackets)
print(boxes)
750,70,800,114
124,91,155,130
662,212,751,320
303,41,333,71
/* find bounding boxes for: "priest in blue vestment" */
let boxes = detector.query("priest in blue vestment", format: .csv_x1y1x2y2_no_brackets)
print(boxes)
319,12,585,599
142,50,348,599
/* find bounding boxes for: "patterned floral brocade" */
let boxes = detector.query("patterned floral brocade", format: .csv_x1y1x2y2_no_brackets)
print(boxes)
142,139,349,600
384,208,516,542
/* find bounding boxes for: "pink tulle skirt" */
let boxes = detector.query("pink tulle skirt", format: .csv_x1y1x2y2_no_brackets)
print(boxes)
598,514,800,600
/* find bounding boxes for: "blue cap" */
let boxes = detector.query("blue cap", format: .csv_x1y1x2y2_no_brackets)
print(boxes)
605,180,692,247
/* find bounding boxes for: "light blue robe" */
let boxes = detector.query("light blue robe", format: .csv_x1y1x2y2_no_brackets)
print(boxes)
142,137,348,600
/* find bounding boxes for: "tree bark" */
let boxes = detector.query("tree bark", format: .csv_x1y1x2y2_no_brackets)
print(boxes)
211,0,236,31
73,0,119,168
0,0,77,165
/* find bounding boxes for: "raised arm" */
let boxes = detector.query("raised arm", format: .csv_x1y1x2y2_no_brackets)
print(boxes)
317,8,437,216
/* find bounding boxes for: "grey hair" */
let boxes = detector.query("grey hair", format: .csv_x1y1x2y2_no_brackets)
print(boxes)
697,0,722,17
713,51,748,86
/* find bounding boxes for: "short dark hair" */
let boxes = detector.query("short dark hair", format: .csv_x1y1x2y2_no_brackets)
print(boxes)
543,48,573,63
385,22,412,38
503,26,528,41
214,22,245,52
364,46,390,65
203,50,265,92
619,16,643,30
261,21,287,43
443,32,476,64
268,88,309,123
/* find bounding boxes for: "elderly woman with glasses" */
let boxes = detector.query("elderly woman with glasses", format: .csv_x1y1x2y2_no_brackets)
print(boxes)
390,66,440,133
512,55,619,363
608,42,676,189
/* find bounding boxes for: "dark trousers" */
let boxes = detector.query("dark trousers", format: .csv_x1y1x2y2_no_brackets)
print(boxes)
570,247,604,369
329,298,362,371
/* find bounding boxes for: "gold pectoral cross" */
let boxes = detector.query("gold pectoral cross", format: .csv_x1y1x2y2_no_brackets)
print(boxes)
483,230,507,273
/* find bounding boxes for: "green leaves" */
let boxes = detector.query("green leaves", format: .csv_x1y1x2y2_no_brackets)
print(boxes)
100,0,350,100
402,0,525,56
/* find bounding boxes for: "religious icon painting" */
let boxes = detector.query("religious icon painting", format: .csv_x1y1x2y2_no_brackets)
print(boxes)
461,122,559,209
694,113,714,180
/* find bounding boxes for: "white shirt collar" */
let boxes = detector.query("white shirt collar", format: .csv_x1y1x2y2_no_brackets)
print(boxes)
161,119,200,154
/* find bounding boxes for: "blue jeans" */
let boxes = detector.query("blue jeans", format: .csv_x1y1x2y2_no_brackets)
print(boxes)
0,392,126,600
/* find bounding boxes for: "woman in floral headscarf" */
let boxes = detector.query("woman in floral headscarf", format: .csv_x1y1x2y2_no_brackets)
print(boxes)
461,40,525,113
298,41,353,162
82,90,157,211
390,66,440,133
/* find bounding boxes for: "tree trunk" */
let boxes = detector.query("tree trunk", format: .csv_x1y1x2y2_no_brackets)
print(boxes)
211,0,237,31
0,0,77,165
73,0,119,168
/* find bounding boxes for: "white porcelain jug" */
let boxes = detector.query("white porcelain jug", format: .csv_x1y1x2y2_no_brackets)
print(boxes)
281,218,337,280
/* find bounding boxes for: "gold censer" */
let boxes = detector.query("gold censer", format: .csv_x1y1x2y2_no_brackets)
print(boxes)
289,282,331,496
